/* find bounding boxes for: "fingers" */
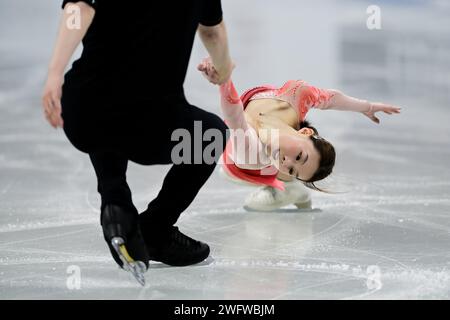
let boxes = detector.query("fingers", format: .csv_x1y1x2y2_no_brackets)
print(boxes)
42,95,56,128
364,110,380,124
198,58,213,71
373,102,402,113
198,59,221,84
196,57,239,86
372,116,380,124
201,71,215,84
197,60,209,72
365,102,402,124
54,95,64,127
198,57,235,85
382,107,401,115
42,92,63,128
200,69,219,85
48,97,60,127
43,107,54,128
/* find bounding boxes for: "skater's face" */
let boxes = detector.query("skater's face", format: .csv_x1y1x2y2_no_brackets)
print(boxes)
270,128,320,181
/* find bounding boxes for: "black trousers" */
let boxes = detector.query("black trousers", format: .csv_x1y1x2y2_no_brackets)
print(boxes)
61,88,229,233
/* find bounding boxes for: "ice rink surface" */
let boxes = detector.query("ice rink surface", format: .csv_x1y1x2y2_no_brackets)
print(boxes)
1,0,449,299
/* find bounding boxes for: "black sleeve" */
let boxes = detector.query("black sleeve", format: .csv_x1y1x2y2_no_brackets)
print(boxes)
61,0,97,10
199,0,223,26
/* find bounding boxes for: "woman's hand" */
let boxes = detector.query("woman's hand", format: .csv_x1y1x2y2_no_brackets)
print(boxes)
41,73,64,129
197,57,235,85
362,102,401,124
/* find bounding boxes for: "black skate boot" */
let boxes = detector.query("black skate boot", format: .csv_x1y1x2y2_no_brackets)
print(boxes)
139,217,210,266
101,204,150,285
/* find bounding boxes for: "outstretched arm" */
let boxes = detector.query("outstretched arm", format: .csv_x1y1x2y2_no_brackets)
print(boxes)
42,1,95,128
322,89,402,124
288,81,402,124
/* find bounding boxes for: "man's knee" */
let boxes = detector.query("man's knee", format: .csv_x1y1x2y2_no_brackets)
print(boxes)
63,127,93,154
203,114,229,164
203,112,230,148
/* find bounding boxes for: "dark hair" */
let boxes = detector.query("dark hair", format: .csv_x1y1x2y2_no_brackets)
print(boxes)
296,120,336,192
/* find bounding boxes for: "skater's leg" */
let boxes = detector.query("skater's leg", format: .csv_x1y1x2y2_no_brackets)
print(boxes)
141,158,221,231
139,104,229,234
62,89,150,283
131,103,228,266
88,150,136,214
88,150,149,283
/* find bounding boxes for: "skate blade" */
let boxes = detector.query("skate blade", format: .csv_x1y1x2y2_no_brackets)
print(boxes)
111,237,147,286
243,205,277,212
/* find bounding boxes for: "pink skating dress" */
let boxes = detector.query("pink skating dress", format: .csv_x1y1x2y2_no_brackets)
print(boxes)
219,79,369,190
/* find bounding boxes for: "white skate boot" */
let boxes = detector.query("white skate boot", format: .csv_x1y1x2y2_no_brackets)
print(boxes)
243,180,312,211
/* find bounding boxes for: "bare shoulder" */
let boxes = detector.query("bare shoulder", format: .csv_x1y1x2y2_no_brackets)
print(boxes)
246,99,297,127
245,98,288,114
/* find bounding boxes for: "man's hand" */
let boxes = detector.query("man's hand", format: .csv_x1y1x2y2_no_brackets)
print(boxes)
42,73,64,128
197,57,235,85
362,102,401,124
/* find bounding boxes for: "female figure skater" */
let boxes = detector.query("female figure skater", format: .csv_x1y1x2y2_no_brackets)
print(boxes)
198,58,401,211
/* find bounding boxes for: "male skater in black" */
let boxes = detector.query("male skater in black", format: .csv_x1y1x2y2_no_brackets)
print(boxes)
42,0,233,284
